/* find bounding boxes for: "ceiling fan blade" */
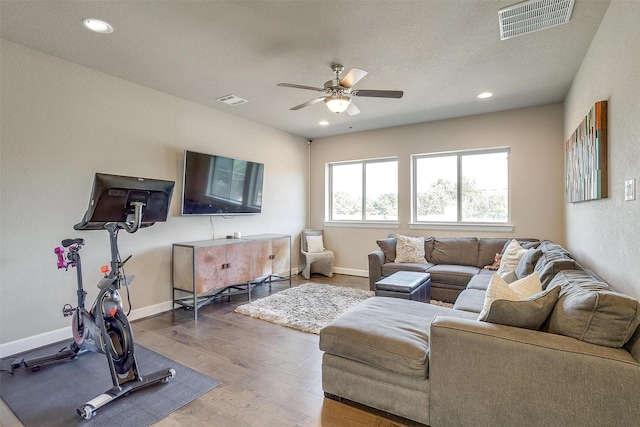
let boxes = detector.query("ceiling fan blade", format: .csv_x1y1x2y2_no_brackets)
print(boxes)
278,83,325,92
340,68,368,88
290,97,326,110
346,102,360,116
352,89,404,98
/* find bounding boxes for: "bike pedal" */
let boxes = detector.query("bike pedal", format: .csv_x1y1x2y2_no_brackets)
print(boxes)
11,358,25,371
62,304,75,317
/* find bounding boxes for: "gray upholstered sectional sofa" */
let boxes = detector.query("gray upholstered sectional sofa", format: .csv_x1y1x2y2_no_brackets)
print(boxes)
368,236,542,302
320,237,640,426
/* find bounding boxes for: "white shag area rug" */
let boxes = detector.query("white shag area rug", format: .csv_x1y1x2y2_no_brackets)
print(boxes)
234,282,454,334
234,283,374,334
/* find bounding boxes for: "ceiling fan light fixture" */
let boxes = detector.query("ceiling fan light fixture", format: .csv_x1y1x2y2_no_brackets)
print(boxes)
325,94,351,114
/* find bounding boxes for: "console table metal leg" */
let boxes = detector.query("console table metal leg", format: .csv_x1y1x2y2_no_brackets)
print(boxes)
193,289,198,320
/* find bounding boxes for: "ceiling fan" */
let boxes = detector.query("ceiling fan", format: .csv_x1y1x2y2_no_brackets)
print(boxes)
277,64,403,115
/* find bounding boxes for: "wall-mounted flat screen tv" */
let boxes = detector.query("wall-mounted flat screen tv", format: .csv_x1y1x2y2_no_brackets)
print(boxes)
182,150,264,215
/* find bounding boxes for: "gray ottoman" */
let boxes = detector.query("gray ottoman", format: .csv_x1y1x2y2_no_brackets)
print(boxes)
375,271,431,302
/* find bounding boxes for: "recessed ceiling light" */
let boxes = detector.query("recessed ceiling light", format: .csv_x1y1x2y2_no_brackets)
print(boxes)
319,120,330,126
478,92,493,99
82,18,113,34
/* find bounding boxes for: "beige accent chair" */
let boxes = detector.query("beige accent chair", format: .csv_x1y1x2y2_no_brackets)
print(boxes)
300,229,334,279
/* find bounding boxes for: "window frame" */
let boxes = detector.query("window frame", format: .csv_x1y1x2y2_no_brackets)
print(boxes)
326,156,399,225
411,147,512,229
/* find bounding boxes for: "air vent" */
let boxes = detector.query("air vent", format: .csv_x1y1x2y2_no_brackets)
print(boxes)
499,0,575,40
216,94,248,106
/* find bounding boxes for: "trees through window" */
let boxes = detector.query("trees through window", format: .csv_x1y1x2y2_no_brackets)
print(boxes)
329,158,398,222
326,148,509,226
413,148,509,223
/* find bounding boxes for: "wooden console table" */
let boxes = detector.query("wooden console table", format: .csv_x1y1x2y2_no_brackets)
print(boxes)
172,233,291,319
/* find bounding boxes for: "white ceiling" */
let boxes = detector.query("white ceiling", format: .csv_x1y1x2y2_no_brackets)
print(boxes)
0,0,611,138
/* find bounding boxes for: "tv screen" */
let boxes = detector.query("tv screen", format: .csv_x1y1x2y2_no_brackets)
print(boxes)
182,150,264,215
75,173,175,230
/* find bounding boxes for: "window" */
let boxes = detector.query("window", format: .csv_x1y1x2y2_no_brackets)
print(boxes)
328,158,398,222
413,148,509,224
207,157,263,207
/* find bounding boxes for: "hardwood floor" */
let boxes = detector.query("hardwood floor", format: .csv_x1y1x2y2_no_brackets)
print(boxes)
1,274,426,427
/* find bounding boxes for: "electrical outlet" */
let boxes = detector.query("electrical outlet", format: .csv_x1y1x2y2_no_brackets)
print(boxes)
625,178,636,201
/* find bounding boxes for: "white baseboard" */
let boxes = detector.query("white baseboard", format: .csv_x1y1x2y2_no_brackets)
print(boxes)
0,301,174,359
127,301,175,322
333,267,368,277
0,327,73,359
1,269,362,358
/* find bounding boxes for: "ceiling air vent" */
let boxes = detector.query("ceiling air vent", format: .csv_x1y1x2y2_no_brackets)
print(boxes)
216,94,248,106
499,0,575,40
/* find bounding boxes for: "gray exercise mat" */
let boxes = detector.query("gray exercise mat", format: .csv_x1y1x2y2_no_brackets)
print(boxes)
0,342,220,426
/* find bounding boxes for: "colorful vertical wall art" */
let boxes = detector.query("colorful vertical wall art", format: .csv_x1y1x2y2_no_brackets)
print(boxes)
565,100,608,202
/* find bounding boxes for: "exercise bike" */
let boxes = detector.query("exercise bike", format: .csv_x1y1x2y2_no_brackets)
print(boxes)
10,173,176,419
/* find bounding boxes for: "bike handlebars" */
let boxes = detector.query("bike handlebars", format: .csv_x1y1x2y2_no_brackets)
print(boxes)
54,247,68,269
122,202,145,234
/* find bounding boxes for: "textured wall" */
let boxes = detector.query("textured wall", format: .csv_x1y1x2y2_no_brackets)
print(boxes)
563,0,640,300
0,40,308,346
310,103,566,274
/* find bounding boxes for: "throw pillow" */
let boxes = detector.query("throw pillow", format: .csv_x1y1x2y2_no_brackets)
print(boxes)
500,270,518,284
306,235,325,253
376,238,397,263
515,248,543,279
479,286,560,330
480,272,543,316
497,239,528,282
394,235,427,264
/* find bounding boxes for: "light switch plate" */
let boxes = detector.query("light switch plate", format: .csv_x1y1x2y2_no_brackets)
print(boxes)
625,178,636,201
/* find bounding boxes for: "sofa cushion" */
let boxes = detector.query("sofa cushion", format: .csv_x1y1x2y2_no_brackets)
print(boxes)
478,286,560,330
423,237,435,261
534,241,581,288
476,238,510,268
547,270,640,348
536,240,572,257
319,297,477,378
429,237,478,266
427,264,480,286
394,235,427,263
466,269,493,291
515,248,543,279
453,289,486,313
534,253,581,289
382,262,432,278
626,326,640,363
376,238,397,263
